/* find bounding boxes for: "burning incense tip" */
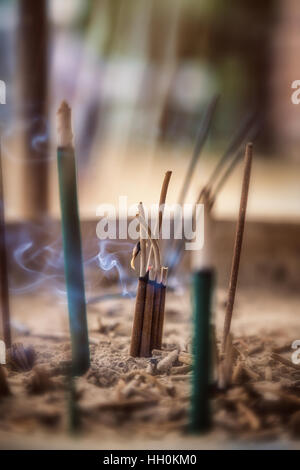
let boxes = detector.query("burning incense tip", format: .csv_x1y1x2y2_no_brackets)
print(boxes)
57,100,73,148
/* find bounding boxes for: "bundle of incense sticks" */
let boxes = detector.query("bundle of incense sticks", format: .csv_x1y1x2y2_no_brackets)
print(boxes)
130,172,172,357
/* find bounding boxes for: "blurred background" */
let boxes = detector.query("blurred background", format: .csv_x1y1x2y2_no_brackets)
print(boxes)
0,0,299,298
0,0,299,223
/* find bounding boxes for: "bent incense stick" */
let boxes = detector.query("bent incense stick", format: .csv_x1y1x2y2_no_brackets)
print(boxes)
0,138,11,349
222,143,253,352
147,171,172,269
57,102,90,376
190,268,214,433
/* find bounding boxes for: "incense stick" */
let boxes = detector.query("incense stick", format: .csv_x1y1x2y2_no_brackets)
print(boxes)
139,267,156,357
130,202,148,357
57,101,90,376
130,273,147,357
190,268,214,433
147,171,172,270
0,138,11,349
156,267,168,349
222,143,253,352
139,203,147,277
150,282,162,352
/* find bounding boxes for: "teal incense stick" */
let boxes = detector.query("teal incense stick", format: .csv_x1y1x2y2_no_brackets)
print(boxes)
57,102,90,376
190,268,214,433
67,374,81,434
189,193,215,433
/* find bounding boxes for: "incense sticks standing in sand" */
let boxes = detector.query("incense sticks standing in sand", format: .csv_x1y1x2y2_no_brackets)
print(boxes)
130,172,172,357
57,101,90,376
222,143,253,352
0,137,11,349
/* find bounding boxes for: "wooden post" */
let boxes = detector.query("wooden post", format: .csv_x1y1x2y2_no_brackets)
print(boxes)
17,0,49,218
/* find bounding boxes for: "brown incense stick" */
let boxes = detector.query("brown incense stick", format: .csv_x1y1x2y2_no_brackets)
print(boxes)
0,139,11,348
158,171,172,229
130,274,147,357
222,143,253,352
130,203,147,357
147,171,172,269
139,203,147,277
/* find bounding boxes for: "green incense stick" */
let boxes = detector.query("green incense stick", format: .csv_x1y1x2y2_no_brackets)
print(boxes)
57,102,90,376
190,268,214,433
67,374,81,434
